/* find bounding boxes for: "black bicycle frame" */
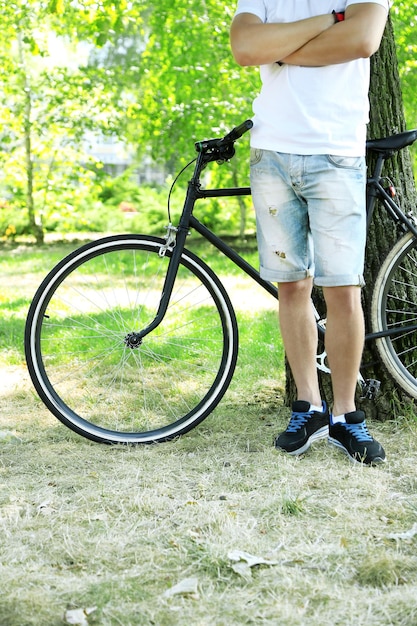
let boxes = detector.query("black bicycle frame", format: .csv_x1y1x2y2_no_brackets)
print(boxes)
135,150,280,342
366,153,417,238
137,147,417,346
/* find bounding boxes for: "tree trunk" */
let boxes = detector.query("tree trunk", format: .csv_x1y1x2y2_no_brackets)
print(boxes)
23,87,44,245
285,15,417,419
361,14,416,420
18,32,44,245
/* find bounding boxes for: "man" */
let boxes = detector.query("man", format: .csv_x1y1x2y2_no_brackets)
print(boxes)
230,1,389,464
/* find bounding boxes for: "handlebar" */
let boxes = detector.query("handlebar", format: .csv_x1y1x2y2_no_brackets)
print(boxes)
195,119,253,155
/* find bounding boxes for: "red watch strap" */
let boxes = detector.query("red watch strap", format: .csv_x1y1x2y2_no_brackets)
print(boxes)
332,10,345,22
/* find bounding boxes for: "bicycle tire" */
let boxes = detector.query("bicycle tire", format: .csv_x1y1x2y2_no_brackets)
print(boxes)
25,234,239,443
370,231,417,398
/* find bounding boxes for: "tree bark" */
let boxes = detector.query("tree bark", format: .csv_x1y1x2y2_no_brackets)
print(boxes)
285,15,417,419
361,14,416,420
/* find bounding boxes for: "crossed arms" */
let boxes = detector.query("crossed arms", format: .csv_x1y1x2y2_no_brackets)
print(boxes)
230,3,388,67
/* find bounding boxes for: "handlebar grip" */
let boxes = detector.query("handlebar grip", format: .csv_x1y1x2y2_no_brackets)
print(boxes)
195,119,253,154
222,119,253,144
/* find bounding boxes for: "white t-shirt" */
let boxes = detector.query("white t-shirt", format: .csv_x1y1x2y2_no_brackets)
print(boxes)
234,0,390,155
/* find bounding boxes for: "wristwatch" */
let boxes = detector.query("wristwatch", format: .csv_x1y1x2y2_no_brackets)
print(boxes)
332,10,345,22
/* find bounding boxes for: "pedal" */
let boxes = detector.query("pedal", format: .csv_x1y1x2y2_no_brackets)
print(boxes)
360,378,381,401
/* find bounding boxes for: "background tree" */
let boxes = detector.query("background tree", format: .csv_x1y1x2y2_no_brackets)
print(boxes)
0,0,144,242
362,12,417,418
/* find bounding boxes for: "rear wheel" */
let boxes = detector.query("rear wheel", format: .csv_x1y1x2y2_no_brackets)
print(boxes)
370,232,417,398
25,235,239,443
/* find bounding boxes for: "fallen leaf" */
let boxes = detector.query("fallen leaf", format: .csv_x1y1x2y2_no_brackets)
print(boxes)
36,501,57,516
0,430,22,443
387,523,417,541
163,577,199,599
228,550,279,579
228,550,279,568
231,561,253,580
63,607,97,626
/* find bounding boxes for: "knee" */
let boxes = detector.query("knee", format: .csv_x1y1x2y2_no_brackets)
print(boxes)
323,286,362,315
278,279,313,304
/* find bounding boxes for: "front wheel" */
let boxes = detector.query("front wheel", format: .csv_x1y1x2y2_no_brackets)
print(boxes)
370,232,417,398
25,235,239,443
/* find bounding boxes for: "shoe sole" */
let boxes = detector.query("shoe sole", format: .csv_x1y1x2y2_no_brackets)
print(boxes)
328,437,386,465
276,426,329,456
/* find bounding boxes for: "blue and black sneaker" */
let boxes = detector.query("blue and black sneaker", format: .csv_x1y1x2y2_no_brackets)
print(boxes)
328,411,386,465
275,400,329,455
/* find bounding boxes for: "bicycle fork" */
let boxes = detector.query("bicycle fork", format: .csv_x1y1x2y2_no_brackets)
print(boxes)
125,179,201,348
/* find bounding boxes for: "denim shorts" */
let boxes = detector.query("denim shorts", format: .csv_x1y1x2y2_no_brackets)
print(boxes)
250,149,366,287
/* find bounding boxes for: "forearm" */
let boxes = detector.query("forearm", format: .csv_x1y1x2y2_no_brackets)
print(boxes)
281,4,388,66
281,24,366,66
230,13,335,67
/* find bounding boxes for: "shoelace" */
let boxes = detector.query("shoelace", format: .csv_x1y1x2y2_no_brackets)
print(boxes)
343,421,373,442
286,412,310,433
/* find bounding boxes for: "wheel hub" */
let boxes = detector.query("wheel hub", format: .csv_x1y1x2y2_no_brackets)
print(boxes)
124,332,143,349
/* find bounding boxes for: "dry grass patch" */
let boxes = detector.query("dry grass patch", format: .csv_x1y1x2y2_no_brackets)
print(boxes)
2,242,417,625
2,372,417,625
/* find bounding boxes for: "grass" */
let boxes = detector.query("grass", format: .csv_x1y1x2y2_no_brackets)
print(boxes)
1,237,417,625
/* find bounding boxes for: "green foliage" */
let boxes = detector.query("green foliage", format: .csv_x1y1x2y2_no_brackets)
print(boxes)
0,0,415,242
135,1,257,171
391,2,417,170
98,177,177,235
392,1,417,127
96,163,255,236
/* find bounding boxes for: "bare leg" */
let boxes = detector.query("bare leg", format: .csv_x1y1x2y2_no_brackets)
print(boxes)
322,286,364,416
278,278,321,407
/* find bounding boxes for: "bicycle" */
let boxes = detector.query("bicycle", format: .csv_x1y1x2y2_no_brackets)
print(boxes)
24,120,417,444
